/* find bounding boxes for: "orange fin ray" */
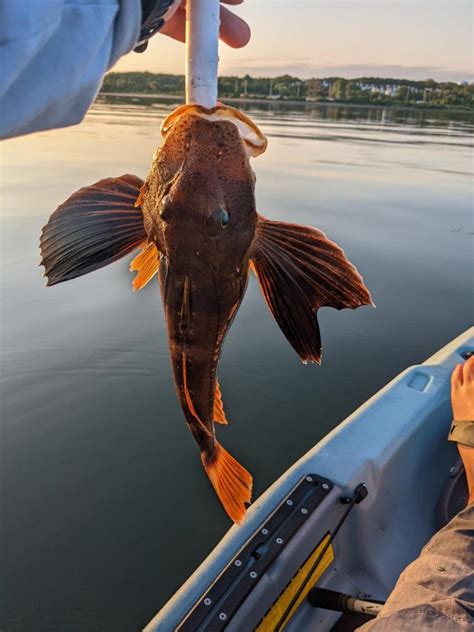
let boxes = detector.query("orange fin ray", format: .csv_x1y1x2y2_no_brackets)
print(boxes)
129,242,160,291
134,183,148,208
213,379,229,425
182,353,213,437
202,442,253,524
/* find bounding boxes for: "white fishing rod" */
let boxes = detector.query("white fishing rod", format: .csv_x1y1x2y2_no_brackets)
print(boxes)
185,0,220,107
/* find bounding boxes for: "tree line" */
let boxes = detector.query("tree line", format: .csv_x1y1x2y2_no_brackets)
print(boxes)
101,72,474,108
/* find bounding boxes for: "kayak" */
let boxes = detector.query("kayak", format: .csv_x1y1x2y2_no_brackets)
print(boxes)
144,327,473,632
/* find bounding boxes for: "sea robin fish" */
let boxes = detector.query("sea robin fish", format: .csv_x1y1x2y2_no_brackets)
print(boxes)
40,104,372,524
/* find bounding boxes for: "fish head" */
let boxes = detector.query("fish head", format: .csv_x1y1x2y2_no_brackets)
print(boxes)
145,110,259,260
142,109,264,428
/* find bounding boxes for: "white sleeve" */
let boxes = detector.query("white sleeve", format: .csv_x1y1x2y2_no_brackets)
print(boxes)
0,0,141,139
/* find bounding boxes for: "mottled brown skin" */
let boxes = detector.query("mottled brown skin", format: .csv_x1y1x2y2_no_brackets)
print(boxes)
141,115,257,461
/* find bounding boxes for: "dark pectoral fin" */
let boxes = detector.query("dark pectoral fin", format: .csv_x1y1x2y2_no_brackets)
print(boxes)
250,215,373,364
40,175,146,286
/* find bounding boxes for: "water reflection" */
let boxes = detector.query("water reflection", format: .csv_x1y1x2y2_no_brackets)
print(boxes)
98,92,474,127
1,101,473,632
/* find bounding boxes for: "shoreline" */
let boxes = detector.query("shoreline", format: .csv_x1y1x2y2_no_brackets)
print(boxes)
98,92,473,113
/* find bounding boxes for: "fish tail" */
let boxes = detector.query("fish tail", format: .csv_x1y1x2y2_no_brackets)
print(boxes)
202,442,253,525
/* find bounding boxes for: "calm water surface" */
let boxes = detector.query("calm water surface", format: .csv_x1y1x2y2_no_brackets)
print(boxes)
1,101,473,631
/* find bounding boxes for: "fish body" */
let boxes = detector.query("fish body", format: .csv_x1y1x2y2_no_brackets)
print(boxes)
40,105,372,523
144,112,255,450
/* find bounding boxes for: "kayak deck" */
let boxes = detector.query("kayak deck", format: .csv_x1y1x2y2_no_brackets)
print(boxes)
177,474,334,631
145,327,474,631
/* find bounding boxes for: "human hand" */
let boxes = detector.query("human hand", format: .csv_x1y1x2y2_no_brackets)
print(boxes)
451,356,474,421
161,0,250,48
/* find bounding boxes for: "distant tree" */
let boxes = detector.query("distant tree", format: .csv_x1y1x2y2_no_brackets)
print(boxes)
100,72,474,109
396,85,409,101
274,82,290,98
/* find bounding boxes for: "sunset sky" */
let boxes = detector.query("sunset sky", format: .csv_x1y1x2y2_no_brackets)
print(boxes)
115,0,473,81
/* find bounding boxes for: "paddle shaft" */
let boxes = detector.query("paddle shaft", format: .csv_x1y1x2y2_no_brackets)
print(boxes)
307,587,383,617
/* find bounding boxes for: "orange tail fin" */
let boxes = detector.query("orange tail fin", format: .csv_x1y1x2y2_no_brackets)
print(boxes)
213,379,228,425
202,442,253,524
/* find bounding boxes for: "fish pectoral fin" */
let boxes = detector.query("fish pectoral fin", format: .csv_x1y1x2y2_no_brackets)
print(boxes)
130,242,160,291
213,379,229,425
250,215,373,364
40,175,146,286
202,442,253,524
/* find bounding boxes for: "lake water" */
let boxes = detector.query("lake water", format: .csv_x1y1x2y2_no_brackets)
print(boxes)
1,100,473,631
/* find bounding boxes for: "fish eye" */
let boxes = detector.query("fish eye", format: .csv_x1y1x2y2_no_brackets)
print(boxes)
220,209,229,228
160,194,173,222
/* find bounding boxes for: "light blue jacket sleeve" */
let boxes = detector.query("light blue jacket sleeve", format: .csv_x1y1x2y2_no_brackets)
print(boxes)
0,0,141,139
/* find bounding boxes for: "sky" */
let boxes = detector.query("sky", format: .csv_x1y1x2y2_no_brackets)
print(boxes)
115,0,473,81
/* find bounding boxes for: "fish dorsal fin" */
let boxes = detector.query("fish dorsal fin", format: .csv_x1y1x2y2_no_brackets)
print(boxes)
161,104,268,158
40,175,146,286
130,242,160,291
213,379,228,425
250,215,373,364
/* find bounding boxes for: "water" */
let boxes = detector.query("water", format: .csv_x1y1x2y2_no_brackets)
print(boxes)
1,100,473,631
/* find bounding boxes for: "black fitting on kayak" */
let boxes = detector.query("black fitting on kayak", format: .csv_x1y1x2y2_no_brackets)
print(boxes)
341,482,369,505
307,587,384,617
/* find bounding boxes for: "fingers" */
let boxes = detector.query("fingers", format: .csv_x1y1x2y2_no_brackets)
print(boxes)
451,357,474,392
160,2,250,48
160,6,186,43
464,356,474,382
451,357,474,423
219,5,250,48
452,363,464,390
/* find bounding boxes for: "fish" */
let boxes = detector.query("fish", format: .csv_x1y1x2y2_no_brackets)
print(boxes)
40,104,372,524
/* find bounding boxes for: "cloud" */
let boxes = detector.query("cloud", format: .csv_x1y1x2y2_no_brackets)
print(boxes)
219,60,473,82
